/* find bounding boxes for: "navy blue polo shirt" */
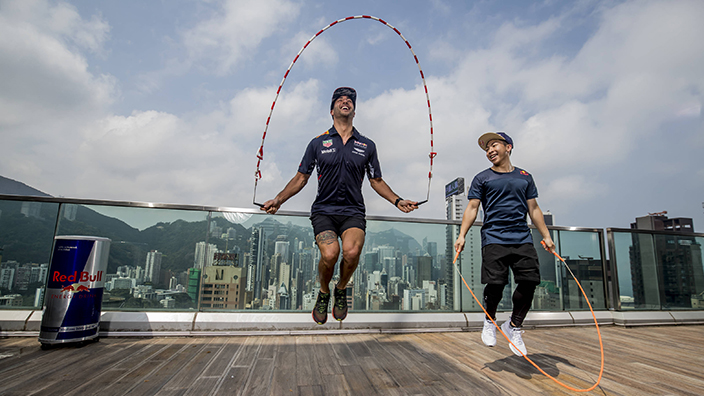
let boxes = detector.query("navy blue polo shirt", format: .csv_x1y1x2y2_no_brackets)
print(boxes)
298,126,382,216
467,167,538,247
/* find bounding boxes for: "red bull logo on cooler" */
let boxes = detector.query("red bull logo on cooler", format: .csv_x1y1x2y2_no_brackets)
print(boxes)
52,271,103,283
59,283,91,293
54,282,96,299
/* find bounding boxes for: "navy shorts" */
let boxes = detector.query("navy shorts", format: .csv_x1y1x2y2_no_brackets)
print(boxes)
481,243,540,285
310,214,366,237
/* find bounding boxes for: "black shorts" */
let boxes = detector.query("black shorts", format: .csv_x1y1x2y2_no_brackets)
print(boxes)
481,243,540,285
310,213,366,237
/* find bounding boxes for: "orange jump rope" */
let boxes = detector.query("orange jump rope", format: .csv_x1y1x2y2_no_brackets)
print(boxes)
453,241,605,392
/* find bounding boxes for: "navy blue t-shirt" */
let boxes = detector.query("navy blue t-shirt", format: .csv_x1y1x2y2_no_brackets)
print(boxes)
298,126,382,216
467,167,538,247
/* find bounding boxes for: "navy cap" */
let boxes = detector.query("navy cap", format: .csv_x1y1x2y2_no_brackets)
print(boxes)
330,87,356,110
478,131,513,151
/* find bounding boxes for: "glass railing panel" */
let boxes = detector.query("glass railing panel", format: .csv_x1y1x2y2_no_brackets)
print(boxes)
196,211,315,311
54,204,210,311
0,198,59,309
455,224,484,312
554,230,607,311
361,219,451,311
612,231,661,310
196,212,456,312
610,229,704,311
652,233,704,310
532,228,562,311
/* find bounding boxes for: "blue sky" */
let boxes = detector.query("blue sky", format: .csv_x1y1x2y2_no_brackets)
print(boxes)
1,0,703,230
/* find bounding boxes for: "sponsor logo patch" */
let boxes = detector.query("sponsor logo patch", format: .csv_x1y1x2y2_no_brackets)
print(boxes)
354,141,367,148
520,170,529,176
321,148,336,154
323,139,333,148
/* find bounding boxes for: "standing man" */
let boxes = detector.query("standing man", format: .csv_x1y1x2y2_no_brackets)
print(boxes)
454,132,554,356
262,87,418,325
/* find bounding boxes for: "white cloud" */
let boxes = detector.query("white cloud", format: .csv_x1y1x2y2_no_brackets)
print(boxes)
0,0,115,123
281,32,338,71
543,175,607,203
182,0,301,76
0,0,116,186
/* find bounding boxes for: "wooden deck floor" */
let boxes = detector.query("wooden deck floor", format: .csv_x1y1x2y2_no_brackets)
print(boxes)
1,325,703,395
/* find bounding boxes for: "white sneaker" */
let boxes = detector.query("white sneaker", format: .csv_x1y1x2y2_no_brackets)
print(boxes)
481,318,497,347
501,320,527,356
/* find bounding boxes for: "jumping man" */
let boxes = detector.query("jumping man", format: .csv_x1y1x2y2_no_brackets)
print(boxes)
262,87,418,324
454,132,555,356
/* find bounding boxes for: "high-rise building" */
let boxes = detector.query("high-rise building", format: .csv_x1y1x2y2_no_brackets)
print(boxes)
629,213,703,308
248,227,268,300
200,264,246,309
145,250,162,284
631,212,694,233
275,239,290,264
0,267,15,290
63,204,78,221
13,266,31,291
445,177,465,310
278,262,291,293
20,202,42,219
416,255,433,286
444,177,483,311
34,287,45,307
194,242,218,269
187,268,201,303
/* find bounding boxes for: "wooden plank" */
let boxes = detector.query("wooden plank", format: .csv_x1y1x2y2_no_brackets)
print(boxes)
239,356,275,395
0,340,118,394
155,338,227,396
269,336,298,396
97,339,184,396
29,341,150,396
199,337,245,377
122,339,205,396
295,335,317,388
212,337,263,395
213,366,250,395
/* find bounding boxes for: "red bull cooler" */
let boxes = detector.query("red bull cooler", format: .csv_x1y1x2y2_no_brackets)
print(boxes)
39,236,111,346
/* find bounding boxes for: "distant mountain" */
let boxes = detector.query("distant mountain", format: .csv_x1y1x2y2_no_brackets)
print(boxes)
366,228,423,254
0,175,51,197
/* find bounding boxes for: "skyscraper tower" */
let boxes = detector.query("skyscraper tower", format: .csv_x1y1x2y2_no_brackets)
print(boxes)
444,177,484,311
248,226,268,301
445,178,465,310
145,250,162,284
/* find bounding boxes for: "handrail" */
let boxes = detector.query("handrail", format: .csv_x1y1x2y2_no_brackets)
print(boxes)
0,193,609,231
607,226,704,237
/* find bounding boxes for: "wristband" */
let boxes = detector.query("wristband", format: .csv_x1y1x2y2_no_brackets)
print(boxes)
394,197,402,207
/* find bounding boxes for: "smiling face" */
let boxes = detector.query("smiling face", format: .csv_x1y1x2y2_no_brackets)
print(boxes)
330,95,355,119
485,139,511,165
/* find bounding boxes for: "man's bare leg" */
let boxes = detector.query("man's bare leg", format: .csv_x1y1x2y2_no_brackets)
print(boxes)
337,228,365,290
316,230,340,294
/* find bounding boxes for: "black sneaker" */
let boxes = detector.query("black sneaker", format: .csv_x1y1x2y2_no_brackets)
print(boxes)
332,286,348,321
312,291,330,325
